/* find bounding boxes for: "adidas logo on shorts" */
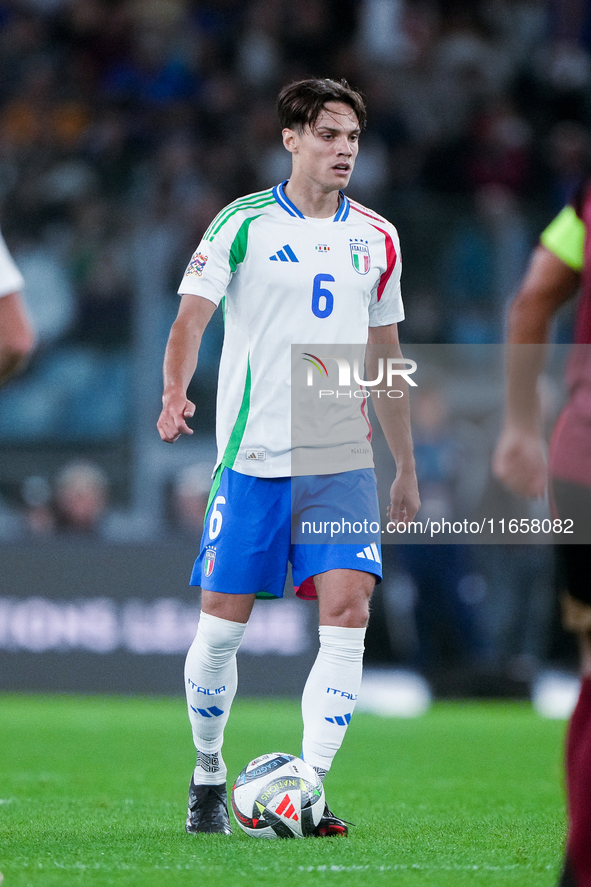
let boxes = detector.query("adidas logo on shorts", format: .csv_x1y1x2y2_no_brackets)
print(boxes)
356,543,381,563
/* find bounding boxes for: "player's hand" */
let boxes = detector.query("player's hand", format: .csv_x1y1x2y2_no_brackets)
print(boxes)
157,392,196,443
492,427,547,498
387,469,420,525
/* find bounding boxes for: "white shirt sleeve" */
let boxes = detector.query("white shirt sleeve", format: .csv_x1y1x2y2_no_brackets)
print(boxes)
0,232,24,298
368,223,404,327
177,221,237,306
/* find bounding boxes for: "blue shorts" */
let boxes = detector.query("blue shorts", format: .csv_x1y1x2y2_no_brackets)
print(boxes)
191,466,382,600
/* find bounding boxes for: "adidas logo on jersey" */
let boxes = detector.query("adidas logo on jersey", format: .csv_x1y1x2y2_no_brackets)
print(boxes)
356,543,381,563
269,244,299,263
245,449,266,460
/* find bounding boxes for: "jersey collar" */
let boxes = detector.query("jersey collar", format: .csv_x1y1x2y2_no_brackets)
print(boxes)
273,181,350,221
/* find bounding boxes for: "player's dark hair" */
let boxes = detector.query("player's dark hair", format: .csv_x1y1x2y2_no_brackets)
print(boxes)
277,78,367,132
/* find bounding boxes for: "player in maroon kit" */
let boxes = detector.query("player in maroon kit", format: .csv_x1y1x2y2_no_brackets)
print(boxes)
493,181,591,887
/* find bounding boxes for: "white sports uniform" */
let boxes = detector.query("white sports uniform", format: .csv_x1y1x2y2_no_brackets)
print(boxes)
181,184,401,806
0,232,24,298
178,182,404,478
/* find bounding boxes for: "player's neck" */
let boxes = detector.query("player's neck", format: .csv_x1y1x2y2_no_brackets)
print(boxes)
283,178,341,219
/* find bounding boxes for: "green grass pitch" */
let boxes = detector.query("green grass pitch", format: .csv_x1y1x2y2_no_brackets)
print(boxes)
0,694,567,886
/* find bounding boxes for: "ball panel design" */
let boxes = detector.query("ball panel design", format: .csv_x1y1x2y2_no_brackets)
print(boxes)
231,753,325,838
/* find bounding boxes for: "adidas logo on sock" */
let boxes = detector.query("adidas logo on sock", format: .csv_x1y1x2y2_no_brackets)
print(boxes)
269,244,299,262
325,713,352,725
191,704,224,718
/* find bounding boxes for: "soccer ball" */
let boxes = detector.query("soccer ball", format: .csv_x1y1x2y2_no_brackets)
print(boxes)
231,753,325,838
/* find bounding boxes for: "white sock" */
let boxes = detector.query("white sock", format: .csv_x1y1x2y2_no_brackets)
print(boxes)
301,625,366,774
184,611,246,785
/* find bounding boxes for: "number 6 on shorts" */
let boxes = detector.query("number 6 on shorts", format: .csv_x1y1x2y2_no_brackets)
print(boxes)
209,495,226,540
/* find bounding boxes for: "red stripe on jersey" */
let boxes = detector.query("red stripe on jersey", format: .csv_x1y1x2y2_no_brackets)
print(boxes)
349,200,389,225
371,224,397,302
349,202,398,302
359,390,373,442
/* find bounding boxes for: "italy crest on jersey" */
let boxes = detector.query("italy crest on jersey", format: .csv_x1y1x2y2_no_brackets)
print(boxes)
204,547,216,577
350,240,371,274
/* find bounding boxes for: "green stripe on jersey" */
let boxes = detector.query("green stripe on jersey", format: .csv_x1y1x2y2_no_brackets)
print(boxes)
540,205,585,272
221,357,252,469
229,215,261,272
205,189,275,241
203,357,252,519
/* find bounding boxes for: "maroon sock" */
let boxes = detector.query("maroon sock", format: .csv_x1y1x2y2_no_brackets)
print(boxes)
565,677,591,885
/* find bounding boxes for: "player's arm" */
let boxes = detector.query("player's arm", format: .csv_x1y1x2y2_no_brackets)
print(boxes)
157,294,217,443
492,244,580,496
367,322,420,523
0,290,36,387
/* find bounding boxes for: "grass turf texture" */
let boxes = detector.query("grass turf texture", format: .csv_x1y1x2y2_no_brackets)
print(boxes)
1,694,566,886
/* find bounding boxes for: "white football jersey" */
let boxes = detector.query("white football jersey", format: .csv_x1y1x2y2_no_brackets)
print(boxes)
178,182,404,478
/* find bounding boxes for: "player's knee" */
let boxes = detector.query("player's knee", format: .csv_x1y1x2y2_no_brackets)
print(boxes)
321,589,373,628
201,590,255,624
339,603,370,629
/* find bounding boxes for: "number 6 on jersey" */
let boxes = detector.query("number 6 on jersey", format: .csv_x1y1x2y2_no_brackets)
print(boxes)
312,273,335,318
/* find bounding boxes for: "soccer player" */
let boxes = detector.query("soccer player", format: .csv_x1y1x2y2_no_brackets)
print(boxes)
158,78,420,836
0,230,35,387
493,184,591,886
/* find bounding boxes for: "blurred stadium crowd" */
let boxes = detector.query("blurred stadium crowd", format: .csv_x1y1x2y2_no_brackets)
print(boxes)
1,0,590,429
0,0,590,679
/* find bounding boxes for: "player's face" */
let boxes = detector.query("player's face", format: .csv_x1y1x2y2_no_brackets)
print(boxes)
283,102,360,192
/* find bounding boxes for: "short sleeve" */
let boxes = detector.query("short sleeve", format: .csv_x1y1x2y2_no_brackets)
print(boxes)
540,205,585,272
369,225,404,326
0,232,25,298
178,231,233,306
